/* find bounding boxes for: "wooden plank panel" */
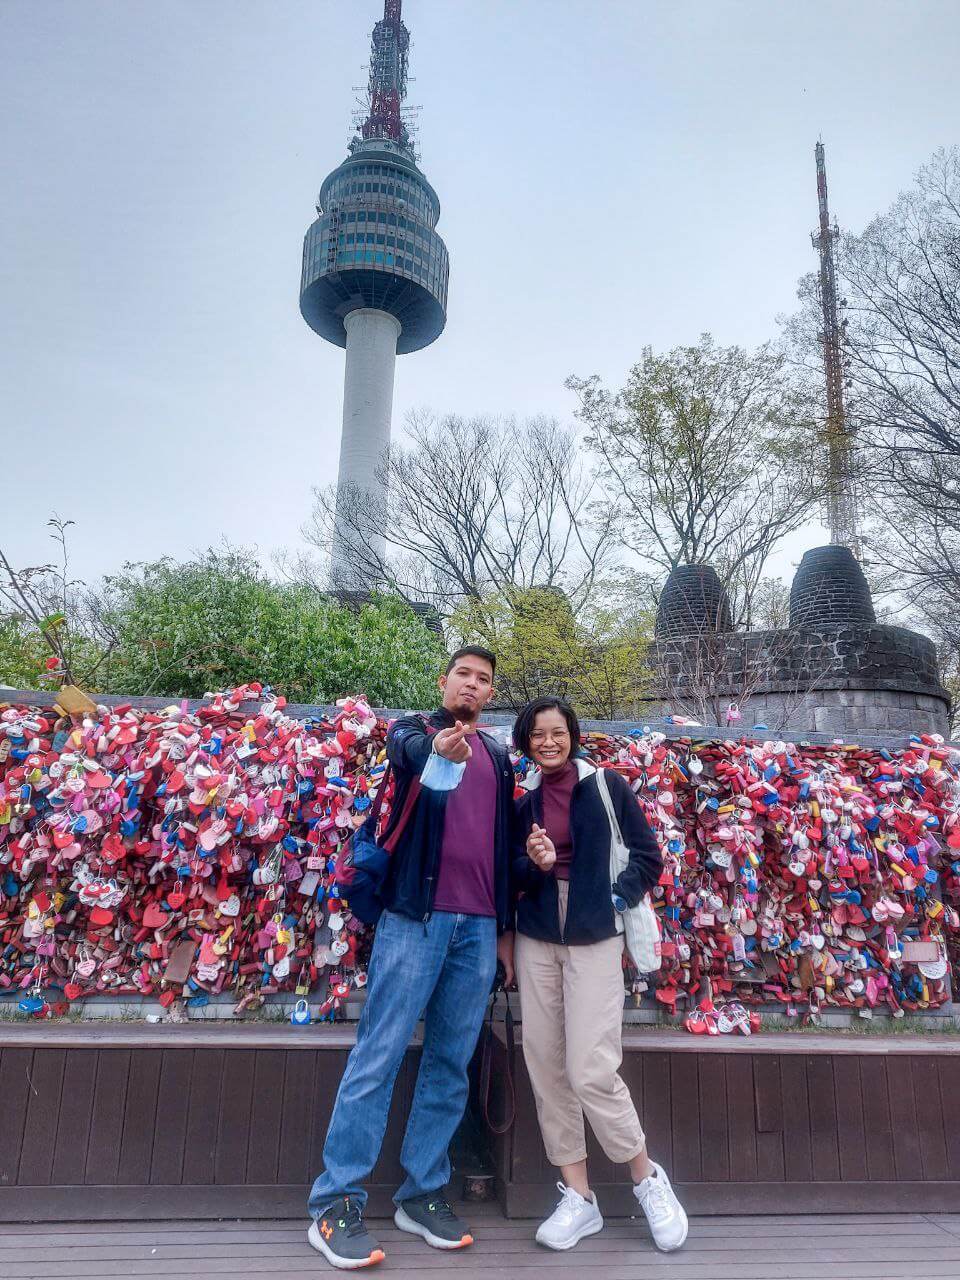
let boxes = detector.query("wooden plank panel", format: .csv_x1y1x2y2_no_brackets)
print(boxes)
84,1049,130,1185
724,1053,757,1184
8,1239,960,1277
886,1056,923,1181
277,1050,318,1188
698,1055,729,1183
214,1048,256,1185
833,1054,868,1181
639,1051,672,1172
780,1055,812,1183
149,1050,194,1186
7,1176,960,1221
510,1052,548,1185
181,1049,225,1186
0,1048,33,1188
0,1215,940,1243
50,1049,98,1185
308,1049,346,1180
117,1050,162,1186
7,1233,960,1263
16,1049,65,1186
752,1055,784,1183
939,1059,960,1182
669,1052,701,1181
859,1056,895,1181
245,1050,287,1185
805,1054,840,1182
911,1056,949,1181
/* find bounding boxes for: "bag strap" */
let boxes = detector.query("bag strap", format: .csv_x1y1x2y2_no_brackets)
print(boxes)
368,763,392,826
381,776,421,854
595,766,625,848
480,987,516,1136
379,716,436,854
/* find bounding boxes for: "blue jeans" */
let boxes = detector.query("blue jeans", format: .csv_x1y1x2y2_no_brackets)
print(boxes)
308,909,497,1218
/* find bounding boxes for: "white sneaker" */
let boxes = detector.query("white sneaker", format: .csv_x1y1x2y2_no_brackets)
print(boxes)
535,1181,604,1250
633,1162,688,1251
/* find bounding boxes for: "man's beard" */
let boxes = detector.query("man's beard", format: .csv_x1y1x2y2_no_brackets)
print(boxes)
449,696,481,724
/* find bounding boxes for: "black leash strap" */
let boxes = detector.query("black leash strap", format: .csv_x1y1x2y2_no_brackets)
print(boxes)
480,987,516,1136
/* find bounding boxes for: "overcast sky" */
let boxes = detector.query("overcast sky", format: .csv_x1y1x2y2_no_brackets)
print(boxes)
2,0,958,597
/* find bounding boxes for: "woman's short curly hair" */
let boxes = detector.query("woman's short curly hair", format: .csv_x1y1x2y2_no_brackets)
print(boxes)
512,696,582,760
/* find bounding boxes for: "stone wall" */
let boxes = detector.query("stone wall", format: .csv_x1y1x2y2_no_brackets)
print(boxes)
645,623,951,736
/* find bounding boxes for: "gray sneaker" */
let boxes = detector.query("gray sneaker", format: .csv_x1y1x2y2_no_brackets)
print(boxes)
394,1193,474,1250
308,1197,385,1269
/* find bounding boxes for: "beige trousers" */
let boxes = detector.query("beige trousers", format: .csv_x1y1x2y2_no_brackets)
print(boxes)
515,881,646,1167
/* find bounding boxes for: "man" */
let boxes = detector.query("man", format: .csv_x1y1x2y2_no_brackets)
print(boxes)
308,646,516,1270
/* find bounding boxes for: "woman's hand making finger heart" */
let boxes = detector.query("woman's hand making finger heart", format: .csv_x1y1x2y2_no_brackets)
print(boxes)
527,823,557,870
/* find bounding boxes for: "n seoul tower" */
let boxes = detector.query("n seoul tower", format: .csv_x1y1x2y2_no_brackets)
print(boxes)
300,0,449,591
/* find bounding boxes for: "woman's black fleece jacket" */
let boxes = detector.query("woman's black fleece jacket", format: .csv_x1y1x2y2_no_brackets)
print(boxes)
512,759,662,945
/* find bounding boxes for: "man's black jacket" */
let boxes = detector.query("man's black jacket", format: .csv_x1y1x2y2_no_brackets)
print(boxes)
381,708,516,933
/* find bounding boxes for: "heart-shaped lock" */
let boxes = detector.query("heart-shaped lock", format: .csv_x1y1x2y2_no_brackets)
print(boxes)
219,894,240,918
143,902,167,929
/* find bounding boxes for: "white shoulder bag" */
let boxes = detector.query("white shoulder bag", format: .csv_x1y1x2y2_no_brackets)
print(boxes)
595,767,661,974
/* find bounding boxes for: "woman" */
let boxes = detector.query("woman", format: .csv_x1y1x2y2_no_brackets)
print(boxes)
510,696,687,1253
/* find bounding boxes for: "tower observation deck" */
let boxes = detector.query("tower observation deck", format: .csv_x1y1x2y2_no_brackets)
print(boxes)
300,0,449,591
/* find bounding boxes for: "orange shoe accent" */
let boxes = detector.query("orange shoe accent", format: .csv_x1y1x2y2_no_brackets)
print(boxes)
454,1234,474,1248
366,1249,386,1266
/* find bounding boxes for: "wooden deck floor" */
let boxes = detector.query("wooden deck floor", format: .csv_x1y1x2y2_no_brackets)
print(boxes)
4,1208,960,1279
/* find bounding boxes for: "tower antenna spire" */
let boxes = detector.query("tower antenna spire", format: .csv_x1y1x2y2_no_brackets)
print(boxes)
812,140,858,550
360,0,411,153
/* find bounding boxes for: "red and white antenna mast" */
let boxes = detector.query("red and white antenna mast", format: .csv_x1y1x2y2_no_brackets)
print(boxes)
360,0,411,151
812,141,859,550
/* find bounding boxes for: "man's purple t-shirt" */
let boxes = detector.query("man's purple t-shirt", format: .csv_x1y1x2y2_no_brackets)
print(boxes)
432,732,497,917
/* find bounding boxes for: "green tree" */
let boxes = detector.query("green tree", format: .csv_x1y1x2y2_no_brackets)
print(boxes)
567,336,821,628
92,549,446,707
1,517,109,689
451,585,652,719
0,614,54,689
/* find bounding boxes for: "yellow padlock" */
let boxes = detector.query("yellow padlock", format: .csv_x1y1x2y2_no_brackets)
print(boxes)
213,925,234,956
54,684,98,716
